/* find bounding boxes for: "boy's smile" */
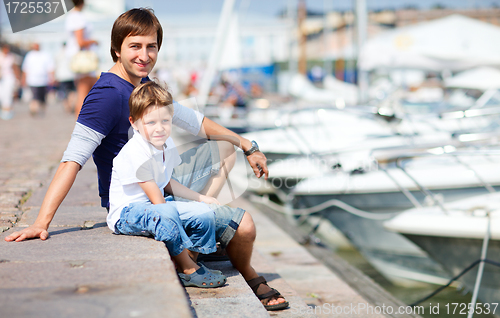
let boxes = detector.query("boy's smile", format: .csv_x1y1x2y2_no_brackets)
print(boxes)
131,105,172,150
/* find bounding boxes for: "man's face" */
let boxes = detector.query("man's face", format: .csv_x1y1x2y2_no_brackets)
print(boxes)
115,33,158,85
131,105,172,150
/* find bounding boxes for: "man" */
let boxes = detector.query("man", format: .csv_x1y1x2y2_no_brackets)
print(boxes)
5,8,287,311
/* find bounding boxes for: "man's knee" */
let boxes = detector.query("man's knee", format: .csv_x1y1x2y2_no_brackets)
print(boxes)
235,212,256,242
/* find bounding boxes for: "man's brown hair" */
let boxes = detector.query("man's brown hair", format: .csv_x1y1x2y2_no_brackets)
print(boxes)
110,8,163,62
129,81,173,122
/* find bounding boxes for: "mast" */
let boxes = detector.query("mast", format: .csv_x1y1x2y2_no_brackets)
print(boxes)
298,0,307,75
356,0,369,103
197,0,236,110
323,0,333,76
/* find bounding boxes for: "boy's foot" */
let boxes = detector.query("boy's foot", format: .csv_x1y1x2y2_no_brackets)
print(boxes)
198,262,222,275
178,266,226,288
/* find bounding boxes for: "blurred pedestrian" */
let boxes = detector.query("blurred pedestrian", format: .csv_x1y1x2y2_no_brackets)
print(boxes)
65,0,98,119
55,42,76,114
0,43,21,120
21,43,55,117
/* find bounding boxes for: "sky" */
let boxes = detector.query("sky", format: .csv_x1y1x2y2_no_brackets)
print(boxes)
1,0,500,34
125,0,500,17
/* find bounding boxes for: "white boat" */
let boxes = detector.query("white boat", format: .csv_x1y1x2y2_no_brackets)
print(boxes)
291,149,500,212
241,106,397,158
273,149,500,286
384,192,500,305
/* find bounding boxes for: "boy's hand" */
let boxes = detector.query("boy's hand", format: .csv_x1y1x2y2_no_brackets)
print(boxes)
199,195,221,205
4,225,49,242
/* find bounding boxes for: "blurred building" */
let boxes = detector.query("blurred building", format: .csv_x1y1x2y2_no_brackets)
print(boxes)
156,13,291,70
0,0,125,72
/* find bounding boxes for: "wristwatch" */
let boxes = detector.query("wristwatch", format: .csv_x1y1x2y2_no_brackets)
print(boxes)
244,140,260,156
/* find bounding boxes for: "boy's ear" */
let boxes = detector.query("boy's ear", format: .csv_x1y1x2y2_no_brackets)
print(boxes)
129,117,138,130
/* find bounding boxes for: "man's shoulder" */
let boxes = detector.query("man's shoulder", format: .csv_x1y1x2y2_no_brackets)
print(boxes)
88,74,130,101
94,73,126,88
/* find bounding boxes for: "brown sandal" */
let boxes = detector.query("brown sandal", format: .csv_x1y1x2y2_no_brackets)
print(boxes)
247,276,289,311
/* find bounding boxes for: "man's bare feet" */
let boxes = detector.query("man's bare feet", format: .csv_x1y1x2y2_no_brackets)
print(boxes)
247,276,289,311
255,282,287,306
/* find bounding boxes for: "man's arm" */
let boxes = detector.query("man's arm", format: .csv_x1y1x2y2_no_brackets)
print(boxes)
198,117,269,180
4,161,81,242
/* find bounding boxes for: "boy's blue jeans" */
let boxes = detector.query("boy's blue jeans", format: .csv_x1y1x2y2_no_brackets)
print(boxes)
115,200,216,256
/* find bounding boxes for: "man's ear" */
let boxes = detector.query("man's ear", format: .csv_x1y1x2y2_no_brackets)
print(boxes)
129,117,138,130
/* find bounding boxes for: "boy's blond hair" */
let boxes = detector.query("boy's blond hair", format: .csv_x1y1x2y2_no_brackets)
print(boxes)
129,81,173,122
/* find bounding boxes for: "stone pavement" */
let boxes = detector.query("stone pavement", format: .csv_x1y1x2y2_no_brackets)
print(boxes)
0,98,76,232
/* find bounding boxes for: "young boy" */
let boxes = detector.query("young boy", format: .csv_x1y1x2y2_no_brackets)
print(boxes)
108,81,225,288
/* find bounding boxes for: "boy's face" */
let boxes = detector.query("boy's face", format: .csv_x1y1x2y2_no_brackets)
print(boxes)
115,32,158,85
131,105,172,150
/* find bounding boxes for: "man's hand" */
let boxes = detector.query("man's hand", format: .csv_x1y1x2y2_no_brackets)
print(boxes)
4,225,49,242
247,151,269,180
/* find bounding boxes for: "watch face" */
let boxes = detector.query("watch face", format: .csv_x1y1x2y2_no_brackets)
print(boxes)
252,141,259,150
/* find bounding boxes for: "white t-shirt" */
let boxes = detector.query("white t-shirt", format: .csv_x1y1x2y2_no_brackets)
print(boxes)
65,10,95,58
107,130,182,232
21,50,54,87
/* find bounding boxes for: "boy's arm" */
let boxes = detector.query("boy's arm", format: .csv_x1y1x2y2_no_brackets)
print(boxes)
198,117,269,180
139,180,166,204
165,179,220,205
5,161,81,242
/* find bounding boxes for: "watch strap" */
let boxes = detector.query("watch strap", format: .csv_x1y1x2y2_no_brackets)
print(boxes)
244,141,259,156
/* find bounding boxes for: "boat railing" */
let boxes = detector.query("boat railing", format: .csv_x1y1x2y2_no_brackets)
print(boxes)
275,105,392,157
275,102,500,160
440,104,500,119
373,148,500,213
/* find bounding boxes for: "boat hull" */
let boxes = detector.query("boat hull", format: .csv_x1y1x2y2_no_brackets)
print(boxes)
294,186,500,212
404,234,500,305
300,206,452,286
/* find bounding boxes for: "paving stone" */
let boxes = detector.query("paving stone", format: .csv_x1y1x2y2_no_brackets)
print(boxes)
0,208,20,215
0,216,18,223
18,206,106,228
0,219,13,228
0,258,177,289
0,283,191,318
0,225,171,263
